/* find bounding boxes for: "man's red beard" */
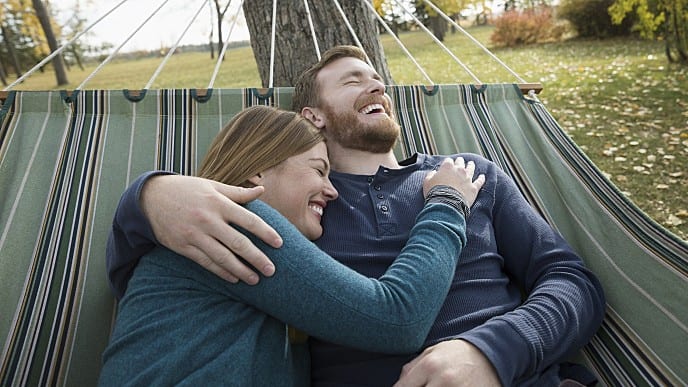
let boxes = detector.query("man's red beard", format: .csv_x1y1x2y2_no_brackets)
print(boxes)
320,98,400,154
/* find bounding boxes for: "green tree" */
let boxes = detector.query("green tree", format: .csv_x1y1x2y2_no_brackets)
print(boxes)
415,0,461,41
60,1,90,71
1,0,30,77
559,0,635,38
609,0,688,64
374,0,411,35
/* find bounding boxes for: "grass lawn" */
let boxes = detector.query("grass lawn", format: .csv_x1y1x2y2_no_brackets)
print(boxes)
6,26,687,240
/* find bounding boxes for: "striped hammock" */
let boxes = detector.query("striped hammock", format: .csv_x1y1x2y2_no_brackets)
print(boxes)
1,85,686,386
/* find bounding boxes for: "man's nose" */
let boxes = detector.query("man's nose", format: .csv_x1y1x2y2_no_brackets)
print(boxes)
367,77,385,94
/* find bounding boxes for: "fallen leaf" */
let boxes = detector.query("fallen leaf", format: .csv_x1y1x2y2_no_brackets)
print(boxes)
665,214,685,227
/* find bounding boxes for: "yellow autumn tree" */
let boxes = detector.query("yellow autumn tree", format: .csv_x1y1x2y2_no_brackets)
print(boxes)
609,0,687,64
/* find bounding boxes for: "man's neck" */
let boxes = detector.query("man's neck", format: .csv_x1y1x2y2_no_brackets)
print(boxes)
327,143,400,175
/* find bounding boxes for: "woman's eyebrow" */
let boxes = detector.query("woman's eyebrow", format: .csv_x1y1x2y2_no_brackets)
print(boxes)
310,158,330,172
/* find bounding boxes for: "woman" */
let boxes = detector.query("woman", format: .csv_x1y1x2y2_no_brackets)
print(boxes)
99,105,484,386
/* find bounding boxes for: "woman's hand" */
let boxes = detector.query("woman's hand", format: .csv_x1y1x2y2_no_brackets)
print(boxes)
423,157,485,208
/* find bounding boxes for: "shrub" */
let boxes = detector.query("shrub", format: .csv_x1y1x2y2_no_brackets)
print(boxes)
558,0,635,38
490,7,568,47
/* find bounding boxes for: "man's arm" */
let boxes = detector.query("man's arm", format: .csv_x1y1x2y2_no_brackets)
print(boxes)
457,166,605,384
395,159,605,386
106,172,282,299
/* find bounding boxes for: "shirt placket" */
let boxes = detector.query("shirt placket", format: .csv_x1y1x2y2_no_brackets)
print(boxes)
368,168,397,237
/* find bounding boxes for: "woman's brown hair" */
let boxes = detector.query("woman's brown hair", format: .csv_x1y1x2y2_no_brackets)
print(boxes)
198,105,324,186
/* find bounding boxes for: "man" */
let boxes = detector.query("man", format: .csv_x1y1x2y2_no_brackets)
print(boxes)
107,46,605,386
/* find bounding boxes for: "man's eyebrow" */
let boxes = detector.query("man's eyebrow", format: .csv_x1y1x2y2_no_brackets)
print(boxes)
338,70,364,81
338,69,383,83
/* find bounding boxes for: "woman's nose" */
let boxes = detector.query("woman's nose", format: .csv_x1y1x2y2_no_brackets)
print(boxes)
323,179,338,201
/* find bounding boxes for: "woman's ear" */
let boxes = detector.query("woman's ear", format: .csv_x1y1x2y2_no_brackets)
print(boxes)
247,173,263,186
301,107,326,129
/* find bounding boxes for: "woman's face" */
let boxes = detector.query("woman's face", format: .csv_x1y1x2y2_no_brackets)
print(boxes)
258,142,338,240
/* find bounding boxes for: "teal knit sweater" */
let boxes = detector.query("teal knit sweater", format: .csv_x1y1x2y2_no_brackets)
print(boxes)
99,199,465,386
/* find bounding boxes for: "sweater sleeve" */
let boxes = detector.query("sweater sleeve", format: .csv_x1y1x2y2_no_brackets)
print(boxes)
194,199,467,354
456,162,606,385
106,171,173,299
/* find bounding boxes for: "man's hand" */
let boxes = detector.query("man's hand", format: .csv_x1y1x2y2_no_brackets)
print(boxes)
394,340,501,387
141,175,283,284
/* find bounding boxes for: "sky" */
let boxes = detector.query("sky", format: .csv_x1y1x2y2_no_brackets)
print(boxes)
55,0,250,52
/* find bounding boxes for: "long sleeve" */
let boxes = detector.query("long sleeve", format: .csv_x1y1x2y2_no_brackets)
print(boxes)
456,164,606,385
106,171,171,299
157,199,466,353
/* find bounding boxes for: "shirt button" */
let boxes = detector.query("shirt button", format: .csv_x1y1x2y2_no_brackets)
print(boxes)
374,185,381,191
367,176,374,183
383,169,389,174
377,194,384,199
380,205,389,212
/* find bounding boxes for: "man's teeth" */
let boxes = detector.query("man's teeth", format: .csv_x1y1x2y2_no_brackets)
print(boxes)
359,104,384,114
309,205,323,216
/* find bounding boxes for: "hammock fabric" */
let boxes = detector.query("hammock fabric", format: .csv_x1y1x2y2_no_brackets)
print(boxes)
1,85,686,386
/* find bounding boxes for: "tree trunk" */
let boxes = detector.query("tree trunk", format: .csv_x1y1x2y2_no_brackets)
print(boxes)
1,25,23,78
70,46,85,71
214,0,231,61
210,34,216,59
32,0,69,86
243,1,393,87
430,15,446,42
0,60,7,86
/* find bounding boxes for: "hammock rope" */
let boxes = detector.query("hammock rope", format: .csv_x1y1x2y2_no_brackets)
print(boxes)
208,0,246,89
145,0,208,90
2,0,131,92
303,0,322,60
332,0,375,69
391,0,482,84
0,0,544,95
421,0,529,85
76,0,174,91
361,0,435,84
269,0,278,88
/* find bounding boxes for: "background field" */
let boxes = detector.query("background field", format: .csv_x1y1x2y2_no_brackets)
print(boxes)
9,25,687,240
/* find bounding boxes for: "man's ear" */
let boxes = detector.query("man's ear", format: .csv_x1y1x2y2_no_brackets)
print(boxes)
301,107,326,129
247,173,263,186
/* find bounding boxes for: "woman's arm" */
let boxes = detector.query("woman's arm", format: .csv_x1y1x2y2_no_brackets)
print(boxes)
177,199,467,354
